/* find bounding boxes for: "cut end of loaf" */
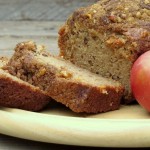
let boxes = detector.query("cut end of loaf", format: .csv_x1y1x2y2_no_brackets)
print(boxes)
58,0,150,104
59,23,133,103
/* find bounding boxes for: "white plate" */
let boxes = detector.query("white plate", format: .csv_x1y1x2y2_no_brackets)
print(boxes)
0,103,150,147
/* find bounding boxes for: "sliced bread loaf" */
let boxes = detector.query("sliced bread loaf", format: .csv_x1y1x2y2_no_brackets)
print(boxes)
6,41,124,113
0,57,50,111
58,0,150,103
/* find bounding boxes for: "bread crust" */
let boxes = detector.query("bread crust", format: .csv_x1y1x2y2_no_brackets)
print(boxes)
6,41,124,113
0,58,50,111
46,80,122,113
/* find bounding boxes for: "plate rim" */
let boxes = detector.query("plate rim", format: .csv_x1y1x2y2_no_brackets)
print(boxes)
0,108,150,147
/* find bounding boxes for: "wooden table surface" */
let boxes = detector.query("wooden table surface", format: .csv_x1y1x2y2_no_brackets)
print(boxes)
0,0,98,21
0,21,61,56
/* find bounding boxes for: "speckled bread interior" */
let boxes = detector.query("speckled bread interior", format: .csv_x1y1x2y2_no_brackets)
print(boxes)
58,0,150,104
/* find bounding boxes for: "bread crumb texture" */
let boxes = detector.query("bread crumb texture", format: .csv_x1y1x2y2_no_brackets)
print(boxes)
58,0,150,104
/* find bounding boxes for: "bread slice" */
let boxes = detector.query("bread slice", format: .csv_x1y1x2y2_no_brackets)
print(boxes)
6,41,124,113
58,0,150,104
0,57,50,111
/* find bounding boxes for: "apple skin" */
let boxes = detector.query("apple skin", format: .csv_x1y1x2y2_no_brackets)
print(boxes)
130,51,150,112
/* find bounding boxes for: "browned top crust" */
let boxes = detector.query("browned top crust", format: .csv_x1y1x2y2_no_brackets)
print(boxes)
0,57,9,68
0,56,51,111
61,0,150,61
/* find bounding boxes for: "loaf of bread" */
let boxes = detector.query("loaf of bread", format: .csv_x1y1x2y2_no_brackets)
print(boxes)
6,41,124,113
0,57,50,111
58,0,150,103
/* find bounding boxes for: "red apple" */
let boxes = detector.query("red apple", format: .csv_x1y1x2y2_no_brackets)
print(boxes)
130,51,150,111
